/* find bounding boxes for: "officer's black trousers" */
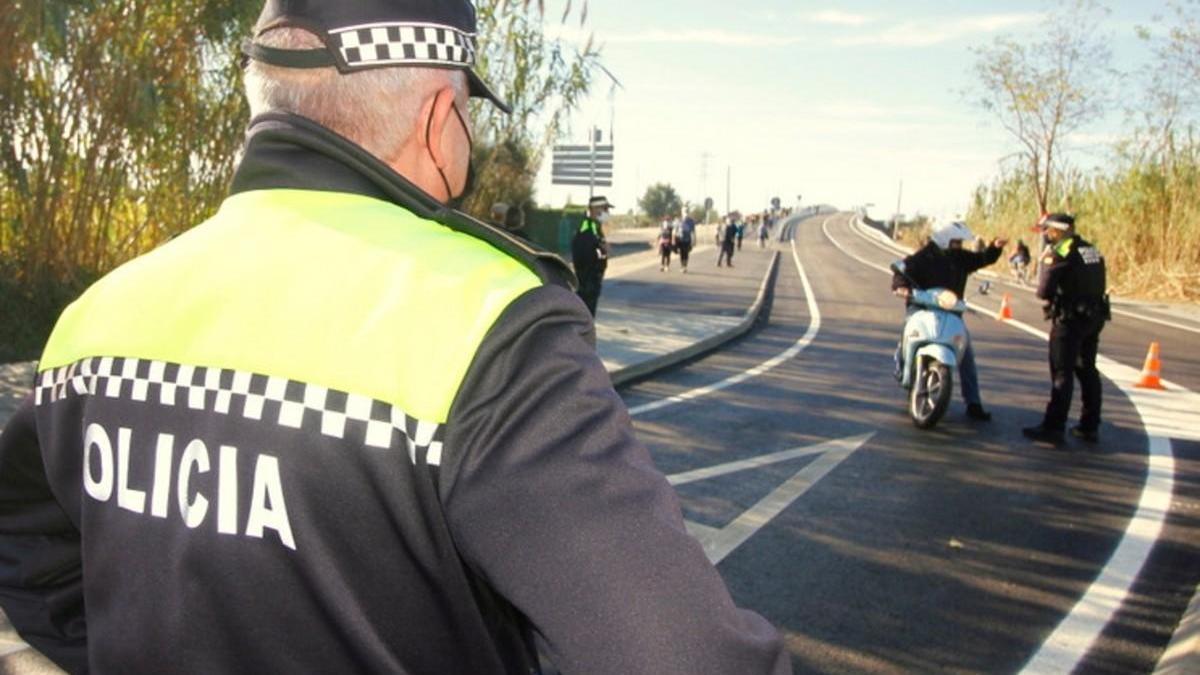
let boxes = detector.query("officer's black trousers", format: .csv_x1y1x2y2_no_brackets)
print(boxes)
577,274,603,317
1042,317,1105,431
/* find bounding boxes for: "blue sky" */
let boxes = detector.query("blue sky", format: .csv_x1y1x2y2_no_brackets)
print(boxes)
531,1,1170,221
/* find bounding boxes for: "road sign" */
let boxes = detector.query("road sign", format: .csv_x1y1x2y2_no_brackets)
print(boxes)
551,129,614,189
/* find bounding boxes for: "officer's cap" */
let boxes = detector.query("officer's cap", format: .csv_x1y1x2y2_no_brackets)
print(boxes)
1037,213,1075,231
244,0,511,113
589,196,614,210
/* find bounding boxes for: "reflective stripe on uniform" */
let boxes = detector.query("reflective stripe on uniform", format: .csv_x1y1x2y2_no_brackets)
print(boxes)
39,189,540,424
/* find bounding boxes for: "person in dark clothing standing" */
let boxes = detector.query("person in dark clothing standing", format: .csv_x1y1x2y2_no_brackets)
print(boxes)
504,203,529,241
1023,213,1110,445
571,195,611,316
717,215,738,267
676,213,696,273
892,220,1007,421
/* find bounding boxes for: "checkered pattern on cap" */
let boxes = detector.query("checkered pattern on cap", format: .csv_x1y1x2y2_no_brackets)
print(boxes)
331,22,476,70
36,357,445,466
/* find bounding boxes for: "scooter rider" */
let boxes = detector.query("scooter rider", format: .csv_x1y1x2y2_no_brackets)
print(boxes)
892,220,1007,421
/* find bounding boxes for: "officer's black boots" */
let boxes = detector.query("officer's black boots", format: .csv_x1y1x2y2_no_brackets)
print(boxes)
1070,425,1100,443
966,404,992,422
1022,425,1065,445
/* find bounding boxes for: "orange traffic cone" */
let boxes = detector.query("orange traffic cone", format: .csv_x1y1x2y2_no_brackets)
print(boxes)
997,293,1013,320
1135,342,1167,390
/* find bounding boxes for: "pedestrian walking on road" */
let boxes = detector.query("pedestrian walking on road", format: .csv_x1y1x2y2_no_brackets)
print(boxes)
717,215,738,267
490,201,509,228
1009,239,1032,284
891,220,1007,421
1023,213,1110,445
657,217,675,271
736,220,745,250
676,213,696,273
504,203,529,241
758,215,770,248
0,1,791,673
572,195,612,315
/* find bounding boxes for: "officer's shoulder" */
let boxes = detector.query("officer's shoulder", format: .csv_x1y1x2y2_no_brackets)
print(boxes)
436,208,576,290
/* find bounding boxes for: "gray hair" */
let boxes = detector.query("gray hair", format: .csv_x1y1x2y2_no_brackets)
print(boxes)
243,28,467,161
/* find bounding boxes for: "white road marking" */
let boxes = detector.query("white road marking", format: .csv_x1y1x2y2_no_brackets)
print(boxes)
673,434,874,564
821,212,1196,674
986,318,1179,675
628,216,824,417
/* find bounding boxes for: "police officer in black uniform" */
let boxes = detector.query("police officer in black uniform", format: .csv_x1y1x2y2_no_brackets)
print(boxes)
0,1,790,672
1023,213,1110,445
571,195,611,316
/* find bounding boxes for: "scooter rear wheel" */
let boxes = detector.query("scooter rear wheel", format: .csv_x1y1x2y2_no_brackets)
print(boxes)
910,359,953,429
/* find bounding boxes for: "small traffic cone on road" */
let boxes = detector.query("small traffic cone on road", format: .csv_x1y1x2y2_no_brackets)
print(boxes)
997,293,1013,321
1135,342,1167,390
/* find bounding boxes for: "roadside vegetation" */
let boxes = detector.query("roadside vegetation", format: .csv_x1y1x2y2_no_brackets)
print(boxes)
965,0,1200,301
0,1,599,363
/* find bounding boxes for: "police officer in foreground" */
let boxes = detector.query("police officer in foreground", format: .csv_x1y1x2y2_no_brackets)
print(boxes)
571,195,611,316
0,1,789,673
1023,213,1110,445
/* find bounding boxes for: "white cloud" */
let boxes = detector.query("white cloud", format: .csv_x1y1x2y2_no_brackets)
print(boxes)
834,13,1044,48
803,10,874,27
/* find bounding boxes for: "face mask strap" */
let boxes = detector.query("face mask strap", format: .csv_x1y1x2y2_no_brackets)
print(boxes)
427,97,474,205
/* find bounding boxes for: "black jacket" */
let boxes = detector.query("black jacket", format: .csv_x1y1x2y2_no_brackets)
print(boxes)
1037,234,1108,322
0,114,789,675
570,217,608,282
891,241,1003,299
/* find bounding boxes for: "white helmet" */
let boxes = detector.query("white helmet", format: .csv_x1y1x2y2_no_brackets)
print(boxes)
931,220,974,250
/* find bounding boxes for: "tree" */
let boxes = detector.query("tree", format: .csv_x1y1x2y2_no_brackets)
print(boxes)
1133,0,1200,159
638,183,683,220
0,1,257,287
464,0,600,217
0,0,602,360
970,0,1113,214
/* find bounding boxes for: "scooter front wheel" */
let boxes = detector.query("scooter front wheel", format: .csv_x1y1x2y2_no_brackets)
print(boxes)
910,359,953,429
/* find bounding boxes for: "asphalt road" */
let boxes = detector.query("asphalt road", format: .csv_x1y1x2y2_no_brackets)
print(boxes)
616,212,1200,674
1,214,1196,674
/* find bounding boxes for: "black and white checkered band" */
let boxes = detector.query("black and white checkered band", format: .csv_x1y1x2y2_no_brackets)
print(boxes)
332,22,476,70
36,358,445,466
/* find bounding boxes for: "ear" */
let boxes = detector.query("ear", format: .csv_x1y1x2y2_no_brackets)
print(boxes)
421,86,459,171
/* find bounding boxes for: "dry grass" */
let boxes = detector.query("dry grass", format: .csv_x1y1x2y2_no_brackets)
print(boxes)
965,137,1200,301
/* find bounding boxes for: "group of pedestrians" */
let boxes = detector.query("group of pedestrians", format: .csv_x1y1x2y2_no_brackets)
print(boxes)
891,214,1110,445
651,210,774,274
655,214,696,273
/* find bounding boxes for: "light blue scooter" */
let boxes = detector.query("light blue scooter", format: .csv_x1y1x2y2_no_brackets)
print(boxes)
891,261,969,429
